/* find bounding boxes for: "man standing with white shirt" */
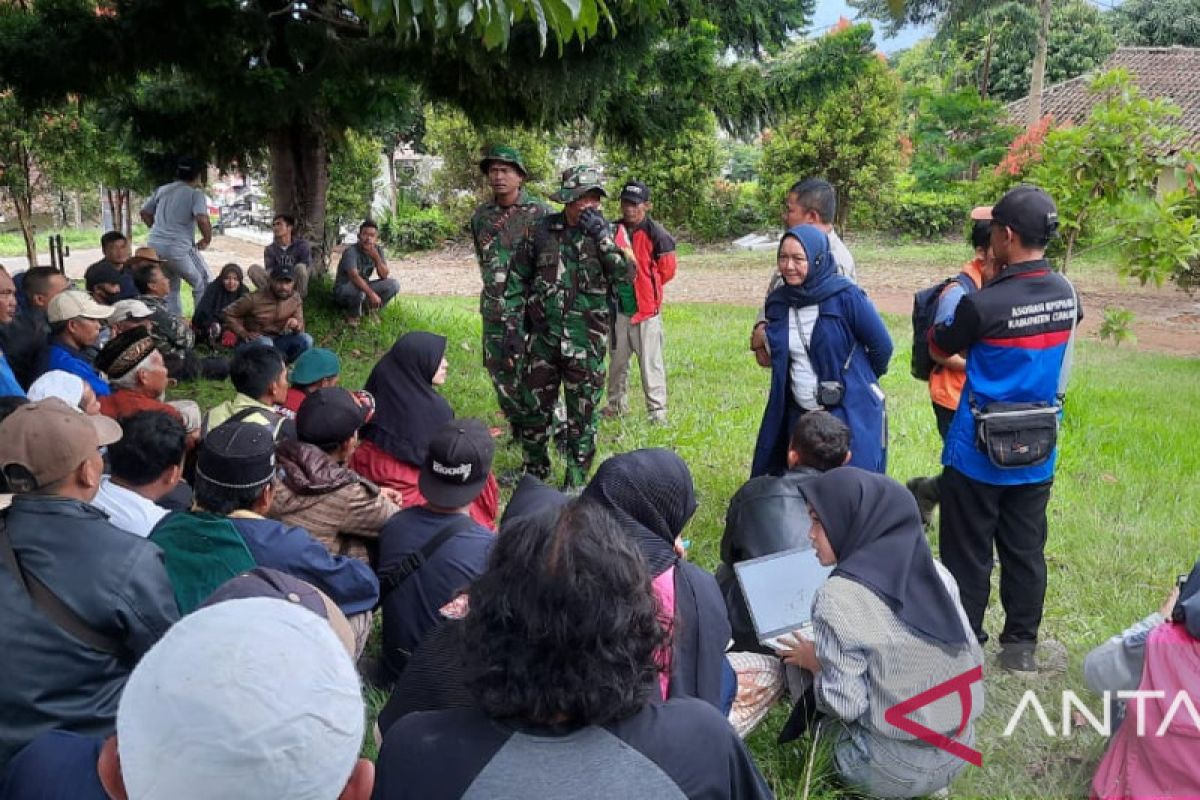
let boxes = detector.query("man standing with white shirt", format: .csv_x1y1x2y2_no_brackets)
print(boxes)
140,158,212,315
92,411,187,538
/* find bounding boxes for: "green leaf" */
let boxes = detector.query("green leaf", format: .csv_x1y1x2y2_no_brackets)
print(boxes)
577,0,598,39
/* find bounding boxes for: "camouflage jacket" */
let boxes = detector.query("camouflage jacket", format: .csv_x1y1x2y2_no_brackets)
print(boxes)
506,212,634,345
139,294,194,358
470,190,550,325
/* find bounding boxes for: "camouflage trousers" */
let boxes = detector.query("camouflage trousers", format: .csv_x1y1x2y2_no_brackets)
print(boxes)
512,331,607,487
482,321,536,430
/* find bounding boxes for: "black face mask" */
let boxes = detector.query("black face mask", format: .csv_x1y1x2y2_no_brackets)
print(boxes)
96,288,121,304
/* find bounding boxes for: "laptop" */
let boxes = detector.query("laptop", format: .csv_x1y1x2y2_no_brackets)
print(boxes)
733,547,834,651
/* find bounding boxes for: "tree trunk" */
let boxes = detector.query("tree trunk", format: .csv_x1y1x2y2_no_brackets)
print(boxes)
123,190,132,238
979,27,994,101
1062,231,1075,275
10,142,38,267
10,188,37,268
106,188,118,232
269,121,330,273
1027,0,1052,126
386,150,398,216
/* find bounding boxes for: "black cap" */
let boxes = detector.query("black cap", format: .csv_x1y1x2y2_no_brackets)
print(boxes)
975,185,1058,243
269,263,296,281
419,419,494,509
95,327,157,380
196,420,276,490
85,261,124,291
619,180,650,204
296,387,368,449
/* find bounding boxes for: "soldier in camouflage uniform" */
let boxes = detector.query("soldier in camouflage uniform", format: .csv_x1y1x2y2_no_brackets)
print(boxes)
470,146,551,434
504,165,635,488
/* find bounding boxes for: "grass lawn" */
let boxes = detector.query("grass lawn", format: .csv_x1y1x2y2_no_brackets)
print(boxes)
177,286,1200,799
0,224,150,258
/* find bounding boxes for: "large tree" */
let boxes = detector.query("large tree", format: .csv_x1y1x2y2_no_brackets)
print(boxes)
0,0,850,264
851,0,1059,122
1113,0,1200,47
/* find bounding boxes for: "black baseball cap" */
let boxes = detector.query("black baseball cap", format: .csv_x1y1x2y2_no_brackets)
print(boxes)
971,185,1058,243
269,263,296,281
619,180,650,204
419,419,494,509
196,420,276,491
296,387,368,449
85,261,124,291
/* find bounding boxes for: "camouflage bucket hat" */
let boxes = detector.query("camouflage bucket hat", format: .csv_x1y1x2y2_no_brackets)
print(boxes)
479,145,529,178
550,164,607,203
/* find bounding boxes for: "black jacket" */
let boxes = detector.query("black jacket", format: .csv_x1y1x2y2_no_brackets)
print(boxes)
0,308,49,390
0,495,179,770
717,466,821,652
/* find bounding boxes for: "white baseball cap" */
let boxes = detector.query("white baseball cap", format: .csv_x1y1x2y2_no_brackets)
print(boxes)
47,289,117,324
110,298,155,321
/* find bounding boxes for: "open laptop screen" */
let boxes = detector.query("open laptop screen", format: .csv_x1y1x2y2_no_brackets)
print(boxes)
733,547,834,644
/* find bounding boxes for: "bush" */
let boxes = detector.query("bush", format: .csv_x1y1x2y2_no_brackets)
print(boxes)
684,179,770,242
379,204,460,253
757,58,902,230
877,189,970,240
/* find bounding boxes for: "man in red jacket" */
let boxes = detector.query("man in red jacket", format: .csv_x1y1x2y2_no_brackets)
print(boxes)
602,180,677,425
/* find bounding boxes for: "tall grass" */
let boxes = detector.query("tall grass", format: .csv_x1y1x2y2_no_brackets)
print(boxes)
175,288,1200,799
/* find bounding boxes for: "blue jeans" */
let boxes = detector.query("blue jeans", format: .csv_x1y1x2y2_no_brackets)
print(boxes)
236,332,312,364
833,720,970,799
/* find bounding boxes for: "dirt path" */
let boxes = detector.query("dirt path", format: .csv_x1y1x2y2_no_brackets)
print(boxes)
389,242,1200,357
14,233,1192,356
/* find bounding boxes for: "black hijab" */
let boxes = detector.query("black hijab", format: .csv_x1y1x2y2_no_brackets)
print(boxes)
800,467,971,647
193,263,247,327
583,448,698,576
500,474,568,530
362,331,453,466
583,449,729,710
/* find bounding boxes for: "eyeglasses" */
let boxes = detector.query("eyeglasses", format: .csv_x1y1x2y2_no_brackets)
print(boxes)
776,254,808,267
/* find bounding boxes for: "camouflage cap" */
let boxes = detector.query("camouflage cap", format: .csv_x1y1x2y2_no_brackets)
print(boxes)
479,145,528,178
549,164,608,203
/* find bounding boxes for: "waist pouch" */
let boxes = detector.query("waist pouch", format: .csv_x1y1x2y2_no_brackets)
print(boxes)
971,401,1058,469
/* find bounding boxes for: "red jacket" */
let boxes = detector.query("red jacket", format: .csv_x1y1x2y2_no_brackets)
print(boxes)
617,217,677,324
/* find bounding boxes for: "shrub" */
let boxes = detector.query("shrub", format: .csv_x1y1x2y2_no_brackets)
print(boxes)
877,189,970,239
1099,307,1136,346
682,179,770,242
379,204,461,253
757,57,903,230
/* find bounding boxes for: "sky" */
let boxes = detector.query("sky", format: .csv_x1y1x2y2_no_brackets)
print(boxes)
811,0,934,55
812,0,1126,54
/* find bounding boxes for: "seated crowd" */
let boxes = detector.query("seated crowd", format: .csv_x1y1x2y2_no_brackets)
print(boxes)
0,216,1186,800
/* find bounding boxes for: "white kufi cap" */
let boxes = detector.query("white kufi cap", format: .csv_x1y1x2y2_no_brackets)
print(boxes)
117,597,365,800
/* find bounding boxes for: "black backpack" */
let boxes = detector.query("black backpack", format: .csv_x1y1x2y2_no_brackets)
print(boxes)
910,272,976,381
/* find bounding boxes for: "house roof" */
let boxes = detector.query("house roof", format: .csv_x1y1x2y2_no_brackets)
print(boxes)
1006,46,1200,152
